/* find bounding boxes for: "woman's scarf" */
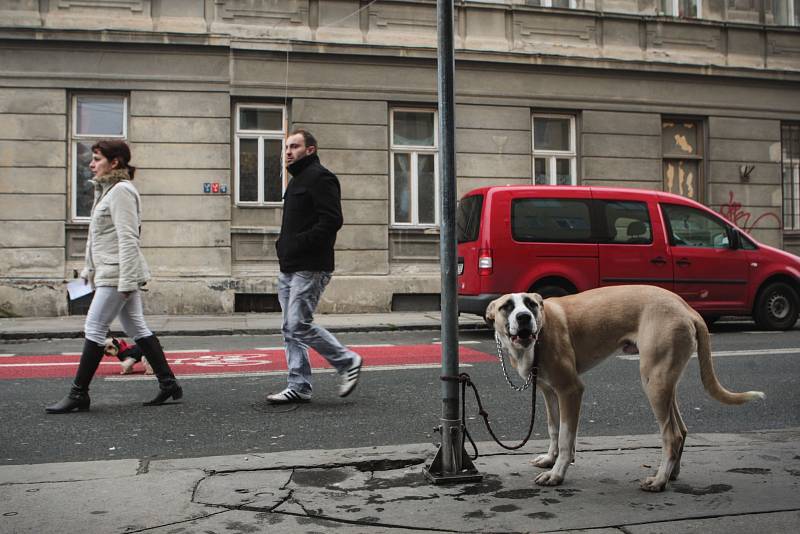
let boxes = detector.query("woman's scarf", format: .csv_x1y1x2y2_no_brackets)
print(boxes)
92,168,130,187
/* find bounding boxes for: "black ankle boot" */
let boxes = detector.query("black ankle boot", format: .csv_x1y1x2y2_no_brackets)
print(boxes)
45,339,105,414
45,383,90,414
143,380,183,406
135,335,183,406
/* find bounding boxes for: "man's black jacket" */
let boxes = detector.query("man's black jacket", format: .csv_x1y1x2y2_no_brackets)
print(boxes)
275,153,343,273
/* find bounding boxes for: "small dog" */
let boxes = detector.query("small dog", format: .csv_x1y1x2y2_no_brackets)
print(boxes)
104,338,153,375
486,285,765,492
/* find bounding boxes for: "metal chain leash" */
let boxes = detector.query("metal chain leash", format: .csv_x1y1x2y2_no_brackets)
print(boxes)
441,334,541,458
495,332,535,391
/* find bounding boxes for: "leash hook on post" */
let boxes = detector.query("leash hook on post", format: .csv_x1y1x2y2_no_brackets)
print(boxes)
423,0,482,486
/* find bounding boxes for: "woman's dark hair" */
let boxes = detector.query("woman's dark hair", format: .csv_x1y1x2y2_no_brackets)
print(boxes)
91,139,136,179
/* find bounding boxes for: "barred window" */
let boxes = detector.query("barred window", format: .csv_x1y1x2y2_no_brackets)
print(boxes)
782,123,800,230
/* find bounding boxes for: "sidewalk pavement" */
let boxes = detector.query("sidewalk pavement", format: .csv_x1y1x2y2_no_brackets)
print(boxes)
1,430,797,533
0,311,489,340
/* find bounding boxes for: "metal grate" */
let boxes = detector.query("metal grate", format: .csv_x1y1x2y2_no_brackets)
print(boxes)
782,123,800,230
391,293,441,312
67,292,94,315
234,293,280,313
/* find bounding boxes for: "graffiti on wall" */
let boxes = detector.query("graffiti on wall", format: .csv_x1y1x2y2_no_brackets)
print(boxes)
718,191,780,234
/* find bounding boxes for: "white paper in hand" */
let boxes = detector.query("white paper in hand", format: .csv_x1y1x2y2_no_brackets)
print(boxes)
67,279,94,300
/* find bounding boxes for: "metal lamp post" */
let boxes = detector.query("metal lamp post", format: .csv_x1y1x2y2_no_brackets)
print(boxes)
423,0,482,485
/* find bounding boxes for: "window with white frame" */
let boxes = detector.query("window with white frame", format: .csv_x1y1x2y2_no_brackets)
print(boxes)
661,0,702,17
532,113,577,185
235,104,286,205
71,94,127,219
525,0,579,8
391,109,439,226
774,0,800,26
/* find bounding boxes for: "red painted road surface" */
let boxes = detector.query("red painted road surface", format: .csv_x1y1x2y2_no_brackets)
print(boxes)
0,345,495,379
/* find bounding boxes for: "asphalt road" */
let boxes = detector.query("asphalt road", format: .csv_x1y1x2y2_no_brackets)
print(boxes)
1,322,797,466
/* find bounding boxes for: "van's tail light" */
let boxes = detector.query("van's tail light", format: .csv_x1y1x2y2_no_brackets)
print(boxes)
478,248,493,276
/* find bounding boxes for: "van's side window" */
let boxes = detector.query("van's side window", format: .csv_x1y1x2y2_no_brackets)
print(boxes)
600,200,652,244
456,194,484,243
512,198,592,243
661,203,730,248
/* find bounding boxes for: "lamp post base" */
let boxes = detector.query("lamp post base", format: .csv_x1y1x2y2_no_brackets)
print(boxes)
423,419,483,485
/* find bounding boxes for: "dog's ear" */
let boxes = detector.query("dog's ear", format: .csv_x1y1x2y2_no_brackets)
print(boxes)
530,293,544,308
485,297,501,323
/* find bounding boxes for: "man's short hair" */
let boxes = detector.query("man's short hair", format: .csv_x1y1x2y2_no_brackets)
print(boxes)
290,128,317,149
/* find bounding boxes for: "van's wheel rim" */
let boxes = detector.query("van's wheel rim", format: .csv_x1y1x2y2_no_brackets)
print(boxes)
768,293,790,320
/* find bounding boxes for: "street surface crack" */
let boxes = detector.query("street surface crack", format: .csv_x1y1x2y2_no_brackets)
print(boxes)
118,510,232,533
283,505,462,532
205,456,426,476
136,458,149,475
0,477,125,486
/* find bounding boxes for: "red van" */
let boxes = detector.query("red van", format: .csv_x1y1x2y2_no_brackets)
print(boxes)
456,185,800,330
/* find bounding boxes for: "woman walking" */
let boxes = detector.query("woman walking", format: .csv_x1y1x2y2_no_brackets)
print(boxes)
46,140,182,413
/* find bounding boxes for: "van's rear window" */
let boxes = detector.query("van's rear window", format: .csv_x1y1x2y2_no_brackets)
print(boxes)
456,194,483,243
512,198,592,242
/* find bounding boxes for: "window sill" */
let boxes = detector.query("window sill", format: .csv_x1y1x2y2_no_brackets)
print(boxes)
235,203,283,209
390,226,440,234
231,226,280,235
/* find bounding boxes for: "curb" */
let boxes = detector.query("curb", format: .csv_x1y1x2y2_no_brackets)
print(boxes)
0,322,490,341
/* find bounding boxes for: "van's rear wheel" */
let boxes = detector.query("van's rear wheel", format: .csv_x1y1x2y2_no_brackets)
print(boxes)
754,282,799,331
532,284,571,299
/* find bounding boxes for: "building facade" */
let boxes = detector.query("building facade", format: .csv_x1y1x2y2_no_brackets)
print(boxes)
1,0,799,317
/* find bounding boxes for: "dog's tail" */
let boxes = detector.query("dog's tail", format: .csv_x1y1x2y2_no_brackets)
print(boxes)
694,317,765,405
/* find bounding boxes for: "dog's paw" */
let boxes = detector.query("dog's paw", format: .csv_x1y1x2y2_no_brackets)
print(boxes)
639,476,667,492
534,470,564,486
530,454,556,468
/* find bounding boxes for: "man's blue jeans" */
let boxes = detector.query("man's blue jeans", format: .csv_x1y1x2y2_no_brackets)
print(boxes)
278,271,358,394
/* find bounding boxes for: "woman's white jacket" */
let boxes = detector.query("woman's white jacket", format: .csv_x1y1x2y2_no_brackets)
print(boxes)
80,170,151,292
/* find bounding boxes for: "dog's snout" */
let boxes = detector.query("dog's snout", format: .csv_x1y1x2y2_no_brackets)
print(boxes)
516,312,532,325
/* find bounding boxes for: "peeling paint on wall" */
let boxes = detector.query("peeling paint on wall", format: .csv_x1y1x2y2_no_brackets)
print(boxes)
673,134,694,154
664,161,695,199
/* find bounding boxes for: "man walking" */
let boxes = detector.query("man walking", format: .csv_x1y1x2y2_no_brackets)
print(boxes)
267,129,363,404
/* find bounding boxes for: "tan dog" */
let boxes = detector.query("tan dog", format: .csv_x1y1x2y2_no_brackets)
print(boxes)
486,285,765,492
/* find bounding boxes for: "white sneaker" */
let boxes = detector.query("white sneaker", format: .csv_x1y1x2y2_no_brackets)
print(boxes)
266,388,311,404
338,354,362,398
142,356,153,375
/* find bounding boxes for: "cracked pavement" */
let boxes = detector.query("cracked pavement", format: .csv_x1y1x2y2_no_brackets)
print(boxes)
1,431,799,533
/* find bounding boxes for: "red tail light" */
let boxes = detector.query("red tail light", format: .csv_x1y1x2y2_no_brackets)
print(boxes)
478,248,493,276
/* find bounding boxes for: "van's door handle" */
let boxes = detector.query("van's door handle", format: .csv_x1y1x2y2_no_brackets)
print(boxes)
676,258,691,267
650,256,667,265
